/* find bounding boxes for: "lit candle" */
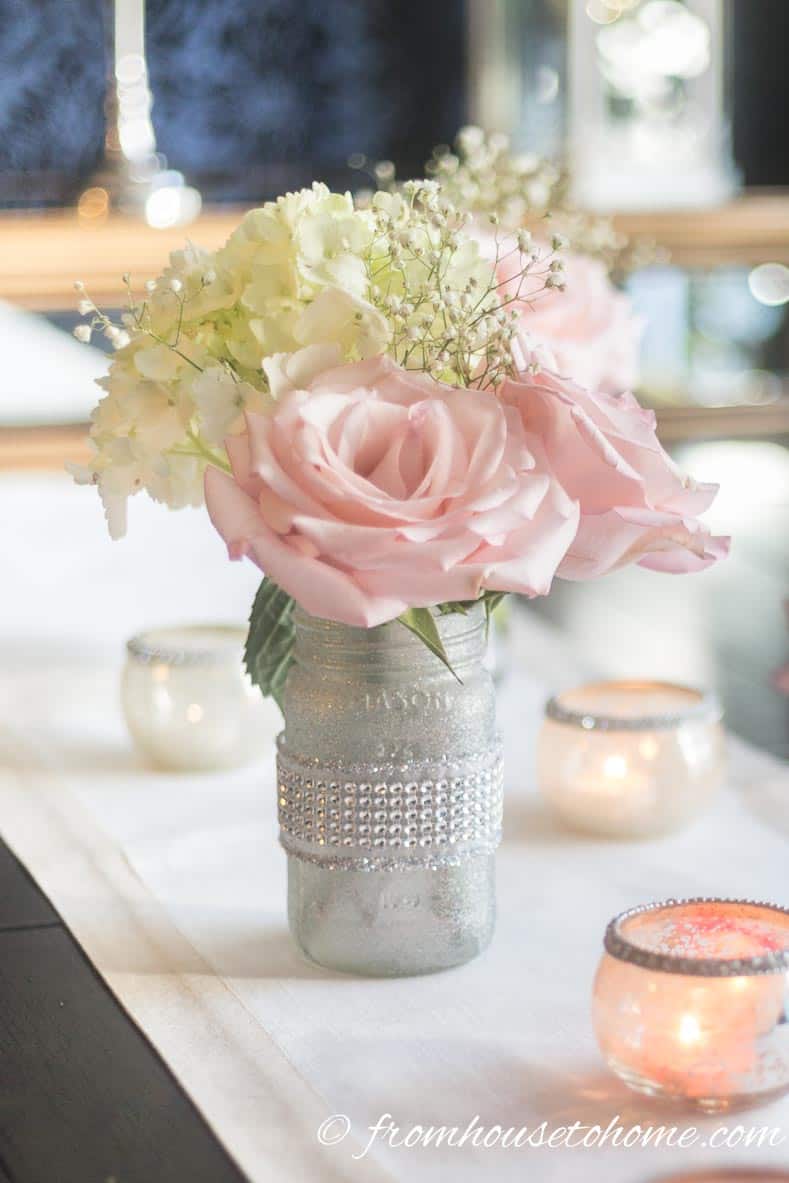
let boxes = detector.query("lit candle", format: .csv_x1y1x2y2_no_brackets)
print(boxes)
538,680,725,837
122,625,280,772
593,899,789,1110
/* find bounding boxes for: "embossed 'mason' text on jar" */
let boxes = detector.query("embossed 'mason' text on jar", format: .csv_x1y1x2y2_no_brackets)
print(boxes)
363,687,455,713
277,604,503,976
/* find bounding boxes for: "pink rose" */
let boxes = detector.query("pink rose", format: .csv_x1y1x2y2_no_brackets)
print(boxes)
205,355,579,626
486,233,642,394
501,368,730,578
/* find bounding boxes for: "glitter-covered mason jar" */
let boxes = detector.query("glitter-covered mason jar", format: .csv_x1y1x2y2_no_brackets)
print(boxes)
276,605,503,976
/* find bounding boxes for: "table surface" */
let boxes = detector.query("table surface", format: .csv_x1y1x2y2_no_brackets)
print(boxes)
1,469,787,1183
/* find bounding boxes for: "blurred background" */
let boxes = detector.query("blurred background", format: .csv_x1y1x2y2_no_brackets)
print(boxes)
1,0,787,757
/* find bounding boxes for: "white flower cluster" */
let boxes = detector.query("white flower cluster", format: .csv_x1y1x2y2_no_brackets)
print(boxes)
362,182,558,388
426,126,562,231
551,208,666,278
426,126,661,276
68,252,267,539
70,181,555,534
70,184,388,536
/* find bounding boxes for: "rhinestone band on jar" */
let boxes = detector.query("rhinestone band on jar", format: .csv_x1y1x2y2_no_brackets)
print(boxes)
276,736,503,871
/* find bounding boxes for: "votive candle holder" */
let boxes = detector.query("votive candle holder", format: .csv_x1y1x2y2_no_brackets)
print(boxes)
122,624,279,771
538,680,725,837
593,898,789,1112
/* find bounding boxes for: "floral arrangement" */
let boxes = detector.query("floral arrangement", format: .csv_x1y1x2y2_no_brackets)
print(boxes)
358,126,651,394
71,165,728,703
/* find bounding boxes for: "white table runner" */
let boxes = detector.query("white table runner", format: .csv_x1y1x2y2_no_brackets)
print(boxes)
2,472,788,1182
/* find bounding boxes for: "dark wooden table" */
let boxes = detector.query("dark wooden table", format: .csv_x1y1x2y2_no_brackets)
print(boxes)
0,840,247,1183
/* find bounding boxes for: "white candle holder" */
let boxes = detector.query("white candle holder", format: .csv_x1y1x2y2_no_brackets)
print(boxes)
122,625,279,772
594,898,789,1111
538,680,725,837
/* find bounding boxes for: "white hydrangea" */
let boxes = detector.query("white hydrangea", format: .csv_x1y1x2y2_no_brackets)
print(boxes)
189,365,269,446
71,186,390,535
216,183,379,360
71,180,545,535
68,338,206,538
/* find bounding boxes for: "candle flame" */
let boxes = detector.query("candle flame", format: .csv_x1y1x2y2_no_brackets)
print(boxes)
603,754,628,779
678,1013,702,1046
639,737,659,760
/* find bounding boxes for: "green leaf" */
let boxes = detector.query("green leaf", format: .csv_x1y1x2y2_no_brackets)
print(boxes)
436,600,469,616
244,577,295,711
397,607,462,683
481,591,507,639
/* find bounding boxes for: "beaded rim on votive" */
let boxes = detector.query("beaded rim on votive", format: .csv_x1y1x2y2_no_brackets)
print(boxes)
126,624,246,666
545,680,722,732
604,898,789,977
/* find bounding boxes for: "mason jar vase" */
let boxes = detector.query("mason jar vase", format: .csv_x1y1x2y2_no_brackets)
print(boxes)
276,605,503,976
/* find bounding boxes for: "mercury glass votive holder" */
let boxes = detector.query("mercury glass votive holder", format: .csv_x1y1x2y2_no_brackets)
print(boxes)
538,681,725,838
122,625,279,772
594,899,789,1112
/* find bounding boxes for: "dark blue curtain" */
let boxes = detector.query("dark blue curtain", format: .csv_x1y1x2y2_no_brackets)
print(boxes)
0,0,466,206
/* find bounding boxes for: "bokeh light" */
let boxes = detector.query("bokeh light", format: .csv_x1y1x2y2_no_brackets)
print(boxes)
748,263,789,307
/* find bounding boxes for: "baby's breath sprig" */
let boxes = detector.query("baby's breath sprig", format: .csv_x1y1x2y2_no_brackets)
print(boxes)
423,127,663,276
72,270,219,376
361,181,561,389
71,281,131,351
426,126,564,230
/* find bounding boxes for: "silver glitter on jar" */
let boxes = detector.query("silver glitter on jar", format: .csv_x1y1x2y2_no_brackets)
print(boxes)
277,605,502,976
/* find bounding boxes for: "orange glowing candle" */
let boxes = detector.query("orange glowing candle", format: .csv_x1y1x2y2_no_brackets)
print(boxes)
593,899,789,1110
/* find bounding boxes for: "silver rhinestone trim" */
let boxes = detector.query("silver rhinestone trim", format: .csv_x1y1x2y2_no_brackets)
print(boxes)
604,898,789,976
277,736,503,872
546,682,721,732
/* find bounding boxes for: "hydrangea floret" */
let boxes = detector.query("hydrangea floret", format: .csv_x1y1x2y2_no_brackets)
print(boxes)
69,181,560,541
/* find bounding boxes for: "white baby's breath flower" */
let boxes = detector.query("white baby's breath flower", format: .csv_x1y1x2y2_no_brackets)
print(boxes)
73,324,92,343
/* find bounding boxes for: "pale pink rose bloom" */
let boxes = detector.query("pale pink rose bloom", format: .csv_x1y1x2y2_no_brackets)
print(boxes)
500,368,730,579
480,230,642,394
205,356,579,627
